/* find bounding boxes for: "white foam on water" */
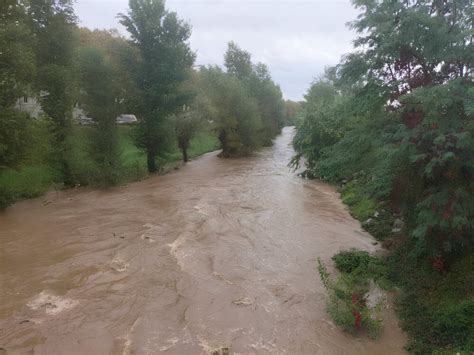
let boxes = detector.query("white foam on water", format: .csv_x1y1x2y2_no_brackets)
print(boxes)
111,255,129,272
27,291,78,316
158,336,180,351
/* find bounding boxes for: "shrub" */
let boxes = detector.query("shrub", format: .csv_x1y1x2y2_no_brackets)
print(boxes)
317,256,384,339
332,249,372,274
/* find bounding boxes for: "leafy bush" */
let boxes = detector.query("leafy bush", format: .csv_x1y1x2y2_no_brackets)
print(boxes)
0,109,40,169
332,249,373,274
332,249,389,288
389,246,474,353
318,253,386,339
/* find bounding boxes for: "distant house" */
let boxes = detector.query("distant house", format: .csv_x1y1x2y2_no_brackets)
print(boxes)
116,114,138,124
15,96,137,125
15,96,43,118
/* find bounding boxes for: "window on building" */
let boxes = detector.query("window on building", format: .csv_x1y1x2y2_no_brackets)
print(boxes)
23,97,28,103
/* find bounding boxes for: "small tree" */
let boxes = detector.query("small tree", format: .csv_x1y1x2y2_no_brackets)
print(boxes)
77,46,122,185
174,107,196,162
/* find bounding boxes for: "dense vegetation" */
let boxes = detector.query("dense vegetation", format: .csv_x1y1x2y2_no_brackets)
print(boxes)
294,0,473,352
0,0,285,208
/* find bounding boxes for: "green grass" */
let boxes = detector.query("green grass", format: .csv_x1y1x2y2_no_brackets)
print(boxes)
0,126,220,208
0,165,55,208
187,131,220,159
117,126,148,182
341,182,379,221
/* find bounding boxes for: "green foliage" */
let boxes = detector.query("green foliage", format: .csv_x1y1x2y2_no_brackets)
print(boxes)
119,0,196,172
186,131,220,159
0,0,35,107
196,43,285,157
295,1,473,351
389,247,474,353
77,46,123,186
28,0,78,184
172,72,210,162
317,256,384,339
224,41,253,81
333,249,373,274
332,249,388,287
0,109,32,168
283,100,302,126
294,0,473,257
224,42,285,146
199,66,262,156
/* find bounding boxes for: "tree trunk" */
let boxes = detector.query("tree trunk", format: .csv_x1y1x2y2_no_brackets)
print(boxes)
219,129,227,154
182,147,189,163
147,149,157,173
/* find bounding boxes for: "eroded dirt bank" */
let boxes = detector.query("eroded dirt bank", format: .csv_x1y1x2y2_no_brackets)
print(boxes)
0,127,406,354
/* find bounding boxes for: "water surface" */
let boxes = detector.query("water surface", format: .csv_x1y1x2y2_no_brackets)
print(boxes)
0,127,406,354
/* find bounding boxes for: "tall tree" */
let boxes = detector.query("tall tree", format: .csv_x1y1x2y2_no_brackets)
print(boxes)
249,63,285,145
224,42,285,146
199,66,262,156
224,41,253,83
342,0,474,256
28,0,77,184
118,0,195,172
173,71,209,163
77,28,140,107
0,0,35,108
0,0,37,169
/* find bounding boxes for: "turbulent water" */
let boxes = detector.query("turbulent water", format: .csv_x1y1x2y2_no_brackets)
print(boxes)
0,127,406,354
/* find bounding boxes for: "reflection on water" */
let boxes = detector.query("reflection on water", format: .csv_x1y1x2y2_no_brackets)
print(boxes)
0,127,406,354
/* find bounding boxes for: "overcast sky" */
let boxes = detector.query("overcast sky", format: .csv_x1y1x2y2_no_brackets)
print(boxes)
74,0,360,101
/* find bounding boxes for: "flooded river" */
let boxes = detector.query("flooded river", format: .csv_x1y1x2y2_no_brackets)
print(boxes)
0,127,405,354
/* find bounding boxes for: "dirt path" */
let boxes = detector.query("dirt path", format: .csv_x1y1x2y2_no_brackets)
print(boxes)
0,127,406,354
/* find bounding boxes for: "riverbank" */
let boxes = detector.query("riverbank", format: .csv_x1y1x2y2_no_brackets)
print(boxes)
0,126,220,209
337,179,474,353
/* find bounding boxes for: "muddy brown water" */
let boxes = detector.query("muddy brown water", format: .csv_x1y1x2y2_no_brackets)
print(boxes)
0,127,406,354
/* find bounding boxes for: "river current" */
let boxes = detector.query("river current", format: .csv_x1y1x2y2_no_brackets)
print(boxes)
0,127,406,354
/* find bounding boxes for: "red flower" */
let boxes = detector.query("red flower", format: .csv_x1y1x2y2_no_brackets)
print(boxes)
352,310,362,330
432,255,444,272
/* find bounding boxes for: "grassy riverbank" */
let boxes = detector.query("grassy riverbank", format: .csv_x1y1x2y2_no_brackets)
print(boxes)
339,181,474,353
0,125,219,209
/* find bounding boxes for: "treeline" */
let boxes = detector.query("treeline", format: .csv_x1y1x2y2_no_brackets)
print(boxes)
293,0,473,352
0,0,285,208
